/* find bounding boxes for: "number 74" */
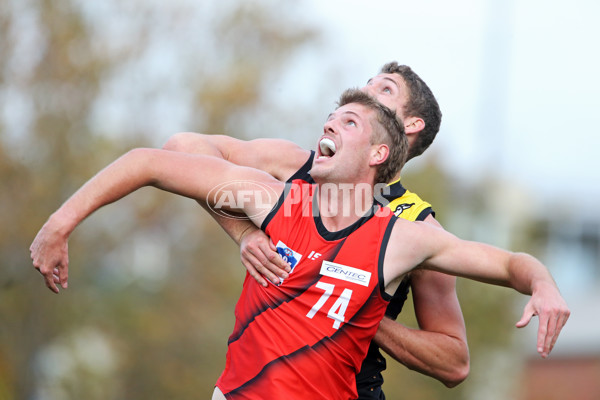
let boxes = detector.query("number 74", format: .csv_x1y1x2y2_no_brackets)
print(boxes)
306,282,353,329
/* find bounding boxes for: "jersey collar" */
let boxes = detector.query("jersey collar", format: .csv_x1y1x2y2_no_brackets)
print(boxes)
377,178,407,206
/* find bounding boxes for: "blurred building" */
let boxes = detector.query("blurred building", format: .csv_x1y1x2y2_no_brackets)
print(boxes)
441,178,600,400
518,216,600,400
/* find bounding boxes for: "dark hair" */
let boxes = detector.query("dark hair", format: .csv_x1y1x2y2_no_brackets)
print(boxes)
337,88,407,184
380,62,442,160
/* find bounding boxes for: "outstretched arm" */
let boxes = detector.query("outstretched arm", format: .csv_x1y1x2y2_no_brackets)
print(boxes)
373,215,469,387
30,148,283,293
163,133,310,181
384,219,570,358
163,132,309,285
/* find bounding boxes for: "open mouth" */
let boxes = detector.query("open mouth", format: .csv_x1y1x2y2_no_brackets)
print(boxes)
319,137,337,158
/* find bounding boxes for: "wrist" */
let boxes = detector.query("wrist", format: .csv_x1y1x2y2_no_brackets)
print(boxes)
49,207,79,237
237,224,258,246
531,278,558,296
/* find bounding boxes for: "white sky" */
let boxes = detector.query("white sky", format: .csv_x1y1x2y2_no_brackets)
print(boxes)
12,0,595,211
297,0,600,209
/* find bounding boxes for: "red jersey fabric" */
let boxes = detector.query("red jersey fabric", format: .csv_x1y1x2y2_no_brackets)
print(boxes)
216,162,397,400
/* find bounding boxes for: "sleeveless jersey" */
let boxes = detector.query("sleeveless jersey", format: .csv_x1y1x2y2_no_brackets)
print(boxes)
215,154,398,400
356,178,435,400
379,178,434,223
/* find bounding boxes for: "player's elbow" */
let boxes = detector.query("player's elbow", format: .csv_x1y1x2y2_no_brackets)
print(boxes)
441,358,470,388
162,132,201,152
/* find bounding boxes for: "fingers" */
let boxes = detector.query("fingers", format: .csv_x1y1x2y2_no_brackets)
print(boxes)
242,250,277,287
30,227,71,293
542,315,559,358
263,249,291,276
31,251,66,294
31,260,58,294
39,265,60,294
241,246,285,285
53,268,61,284
515,309,533,329
268,239,277,252
536,314,549,357
58,264,69,289
538,306,570,358
516,306,553,356
524,300,571,358
240,234,292,286
552,309,570,351
257,239,291,276
242,259,269,287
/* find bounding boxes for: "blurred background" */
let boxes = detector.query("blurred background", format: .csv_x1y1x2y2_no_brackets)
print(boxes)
1,0,598,399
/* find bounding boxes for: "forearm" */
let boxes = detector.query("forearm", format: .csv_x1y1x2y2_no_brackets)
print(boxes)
374,319,469,387
163,132,224,158
50,147,276,236
49,148,158,236
507,252,559,295
198,200,258,245
164,132,281,245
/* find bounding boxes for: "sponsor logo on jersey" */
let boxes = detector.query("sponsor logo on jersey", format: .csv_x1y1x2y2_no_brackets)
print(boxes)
393,202,415,217
319,260,371,287
275,241,303,285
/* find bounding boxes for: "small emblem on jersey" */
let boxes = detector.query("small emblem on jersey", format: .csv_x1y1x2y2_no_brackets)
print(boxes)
275,241,303,285
319,261,371,287
393,203,415,217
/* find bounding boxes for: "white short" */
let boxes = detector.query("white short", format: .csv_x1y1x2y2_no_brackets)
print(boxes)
212,387,226,400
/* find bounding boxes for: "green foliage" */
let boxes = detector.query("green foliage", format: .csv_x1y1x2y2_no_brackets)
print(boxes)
1,1,540,399
1,1,317,399
391,160,527,399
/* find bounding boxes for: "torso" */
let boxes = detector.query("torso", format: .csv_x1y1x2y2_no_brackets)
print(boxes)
216,164,397,400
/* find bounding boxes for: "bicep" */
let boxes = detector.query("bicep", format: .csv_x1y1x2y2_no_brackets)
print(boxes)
383,219,435,285
150,150,282,220
421,230,513,286
388,218,510,285
407,215,466,332
223,138,310,181
164,133,310,181
410,269,466,336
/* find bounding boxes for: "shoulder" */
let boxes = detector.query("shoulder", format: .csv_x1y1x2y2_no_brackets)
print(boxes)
382,217,432,285
383,181,434,222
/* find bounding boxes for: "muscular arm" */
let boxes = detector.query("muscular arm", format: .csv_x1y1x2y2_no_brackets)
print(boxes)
163,132,310,181
163,133,309,284
30,148,283,293
383,218,570,358
373,215,469,387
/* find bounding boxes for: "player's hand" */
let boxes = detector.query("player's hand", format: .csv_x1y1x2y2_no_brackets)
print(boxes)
515,282,570,358
240,229,290,287
30,216,70,294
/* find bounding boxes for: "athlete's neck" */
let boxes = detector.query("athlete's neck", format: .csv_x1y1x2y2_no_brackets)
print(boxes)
315,182,375,232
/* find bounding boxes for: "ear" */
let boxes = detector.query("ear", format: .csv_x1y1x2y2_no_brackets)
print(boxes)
403,116,425,147
369,143,389,167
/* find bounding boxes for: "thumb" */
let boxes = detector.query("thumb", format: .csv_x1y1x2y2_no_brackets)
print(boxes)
516,308,534,328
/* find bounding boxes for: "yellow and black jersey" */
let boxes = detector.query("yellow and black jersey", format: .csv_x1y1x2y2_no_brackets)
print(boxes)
378,178,434,222
357,178,436,399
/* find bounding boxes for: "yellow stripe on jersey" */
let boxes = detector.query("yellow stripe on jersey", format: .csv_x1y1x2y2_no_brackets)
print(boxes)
385,189,432,222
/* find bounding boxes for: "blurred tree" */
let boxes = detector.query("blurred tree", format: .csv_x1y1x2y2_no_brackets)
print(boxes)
377,159,523,400
0,0,316,399
0,1,545,399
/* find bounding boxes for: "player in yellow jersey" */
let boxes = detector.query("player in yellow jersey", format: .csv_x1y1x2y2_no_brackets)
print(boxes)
31,88,569,400
358,179,435,398
161,62,469,398
383,180,433,221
